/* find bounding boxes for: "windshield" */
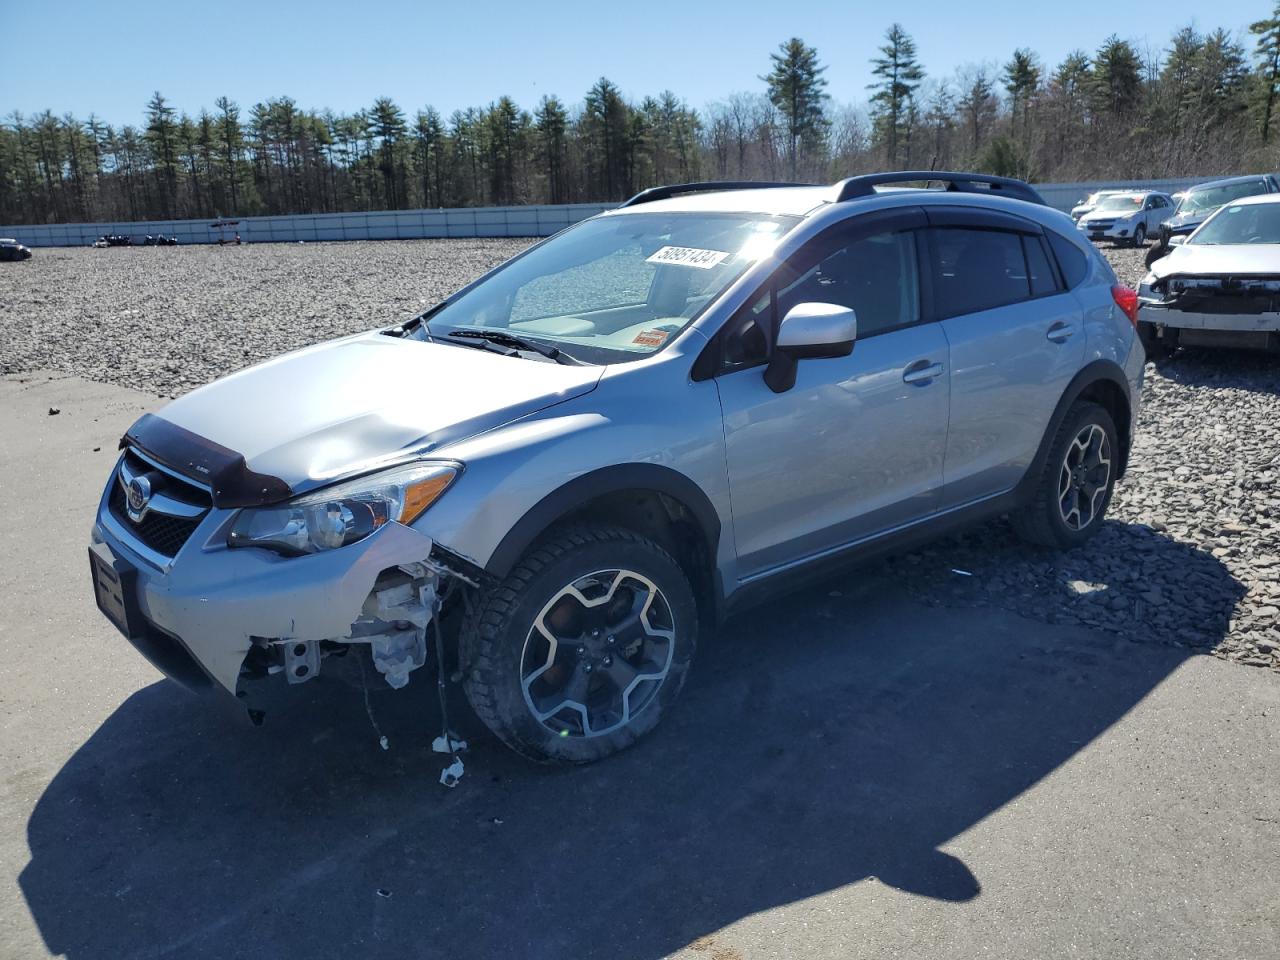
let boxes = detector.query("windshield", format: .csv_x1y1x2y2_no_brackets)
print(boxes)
421,211,799,364
1095,194,1144,212
1177,181,1266,215
1190,202,1280,245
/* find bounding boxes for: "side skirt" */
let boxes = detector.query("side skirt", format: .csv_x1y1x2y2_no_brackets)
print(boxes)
720,489,1022,622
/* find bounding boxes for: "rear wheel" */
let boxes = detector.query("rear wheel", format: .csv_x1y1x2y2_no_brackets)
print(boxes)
1012,402,1118,549
460,525,698,764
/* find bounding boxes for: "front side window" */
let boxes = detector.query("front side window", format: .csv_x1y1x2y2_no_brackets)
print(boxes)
1191,202,1280,245
423,211,799,365
720,227,921,369
930,227,1033,316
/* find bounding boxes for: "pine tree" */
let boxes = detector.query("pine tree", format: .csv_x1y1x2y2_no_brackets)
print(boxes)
868,25,924,168
763,38,829,179
1251,4,1280,142
534,96,568,204
145,92,179,215
1003,49,1041,146
1092,36,1144,116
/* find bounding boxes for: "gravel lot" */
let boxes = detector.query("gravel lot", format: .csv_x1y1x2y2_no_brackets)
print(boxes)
2,240,1277,670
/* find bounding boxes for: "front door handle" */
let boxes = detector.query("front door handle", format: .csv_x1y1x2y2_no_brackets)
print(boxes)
902,360,944,384
1047,320,1075,343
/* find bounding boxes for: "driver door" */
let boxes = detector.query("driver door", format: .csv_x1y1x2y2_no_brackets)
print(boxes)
712,209,950,581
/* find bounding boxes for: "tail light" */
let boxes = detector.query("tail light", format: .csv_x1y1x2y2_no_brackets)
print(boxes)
1111,284,1140,327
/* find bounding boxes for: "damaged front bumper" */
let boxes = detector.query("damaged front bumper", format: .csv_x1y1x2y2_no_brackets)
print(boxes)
1139,276,1280,348
92,503,452,698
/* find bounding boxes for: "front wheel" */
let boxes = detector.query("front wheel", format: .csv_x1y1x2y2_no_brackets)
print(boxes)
460,525,698,764
1011,402,1118,549
1132,224,1147,247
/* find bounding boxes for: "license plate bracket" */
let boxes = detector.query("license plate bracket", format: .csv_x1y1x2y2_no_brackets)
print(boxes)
89,541,144,640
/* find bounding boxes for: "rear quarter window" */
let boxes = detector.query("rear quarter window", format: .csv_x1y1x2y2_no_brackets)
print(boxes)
1046,231,1092,289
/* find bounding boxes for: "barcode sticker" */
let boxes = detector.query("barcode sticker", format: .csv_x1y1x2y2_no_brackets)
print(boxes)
646,245,729,269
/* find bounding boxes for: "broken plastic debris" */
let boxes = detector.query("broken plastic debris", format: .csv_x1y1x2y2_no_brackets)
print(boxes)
431,734,468,754
440,757,465,788
951,568,973,576
379,736,389,751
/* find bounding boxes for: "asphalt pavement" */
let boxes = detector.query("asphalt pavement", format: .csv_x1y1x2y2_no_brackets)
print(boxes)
1,371,1277,960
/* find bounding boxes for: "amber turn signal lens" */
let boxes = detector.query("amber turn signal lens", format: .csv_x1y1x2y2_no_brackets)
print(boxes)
399,469,458,524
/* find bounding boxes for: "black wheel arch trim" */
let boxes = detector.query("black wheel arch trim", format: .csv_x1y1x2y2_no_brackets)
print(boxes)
484,463,724,584
1016,359,1133,500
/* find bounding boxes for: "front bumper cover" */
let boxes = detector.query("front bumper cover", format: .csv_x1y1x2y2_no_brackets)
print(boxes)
93,514,441,695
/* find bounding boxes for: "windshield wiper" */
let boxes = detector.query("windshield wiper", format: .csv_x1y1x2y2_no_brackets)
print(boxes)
447,330,583,365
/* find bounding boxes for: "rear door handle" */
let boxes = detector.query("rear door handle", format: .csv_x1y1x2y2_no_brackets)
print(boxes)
1047,320,1075,343
902,360,944,384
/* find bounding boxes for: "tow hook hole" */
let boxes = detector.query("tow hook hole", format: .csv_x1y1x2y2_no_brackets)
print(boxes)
292,643,307,657
295,665,310,678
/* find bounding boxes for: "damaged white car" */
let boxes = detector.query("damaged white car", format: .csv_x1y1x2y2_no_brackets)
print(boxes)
91,172,1144,766
1138,193,1280,356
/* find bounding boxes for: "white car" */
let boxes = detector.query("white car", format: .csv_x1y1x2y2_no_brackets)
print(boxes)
1070,189,1127,222
1137,193,1280,355
1076,192,1175,247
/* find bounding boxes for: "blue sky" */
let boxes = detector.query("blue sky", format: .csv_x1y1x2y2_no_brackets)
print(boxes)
0,0,1268,124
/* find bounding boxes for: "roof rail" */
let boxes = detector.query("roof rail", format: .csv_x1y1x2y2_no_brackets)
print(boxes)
833,171,1047,206
620,180,816,208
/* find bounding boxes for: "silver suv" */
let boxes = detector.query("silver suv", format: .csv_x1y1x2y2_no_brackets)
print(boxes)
89,173,1145,766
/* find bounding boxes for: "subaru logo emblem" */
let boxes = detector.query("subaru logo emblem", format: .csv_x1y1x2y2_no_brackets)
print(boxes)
126,474,152,522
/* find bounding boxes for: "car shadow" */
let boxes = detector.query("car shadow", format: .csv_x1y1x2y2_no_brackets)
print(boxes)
18,536,1231,960
1151,347,1280,393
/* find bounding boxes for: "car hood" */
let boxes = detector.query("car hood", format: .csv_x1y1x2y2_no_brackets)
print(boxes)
1149,243,1280,280
1166,210,1209,231
147,332,603,492
1078,209,1135,223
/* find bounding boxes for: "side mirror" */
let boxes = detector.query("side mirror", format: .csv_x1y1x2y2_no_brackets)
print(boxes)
764,302,857,393
1168,235,1187,247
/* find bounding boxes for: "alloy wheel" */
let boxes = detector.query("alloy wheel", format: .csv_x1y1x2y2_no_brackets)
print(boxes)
1058,424,1111,531
520,569,676,738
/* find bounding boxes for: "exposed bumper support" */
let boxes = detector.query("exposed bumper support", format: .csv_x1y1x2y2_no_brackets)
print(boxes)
96,519,447,694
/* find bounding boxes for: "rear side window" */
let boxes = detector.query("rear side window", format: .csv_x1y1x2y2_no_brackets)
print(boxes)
1023,235,1058,297
929,228,1030,316
1046,231,1089,289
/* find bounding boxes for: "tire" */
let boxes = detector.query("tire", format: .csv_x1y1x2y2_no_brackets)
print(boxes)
1011,401,1119,550
1132,224,1146,248
1144,242,1168,268
1138,321,1174,360
460,524,698,764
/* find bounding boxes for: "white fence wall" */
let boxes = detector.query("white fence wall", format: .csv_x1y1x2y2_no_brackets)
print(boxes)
0,202,615,248
0,178,1232,247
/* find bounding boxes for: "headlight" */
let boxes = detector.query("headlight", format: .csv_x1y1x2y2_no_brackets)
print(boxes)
228,462,458,554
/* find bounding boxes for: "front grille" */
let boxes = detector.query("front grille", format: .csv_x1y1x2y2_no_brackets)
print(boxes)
109,483,205,557
107,449,213,559
1087,220,1115,230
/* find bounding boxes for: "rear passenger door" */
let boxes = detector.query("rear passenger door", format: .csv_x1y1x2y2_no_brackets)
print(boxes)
924,208,1085,509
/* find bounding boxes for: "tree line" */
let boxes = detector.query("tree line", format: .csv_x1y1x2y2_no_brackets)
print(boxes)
5,9,1280,225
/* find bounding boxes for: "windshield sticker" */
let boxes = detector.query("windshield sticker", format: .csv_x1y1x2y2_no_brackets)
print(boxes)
632,329,669,347
646,245,729,269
